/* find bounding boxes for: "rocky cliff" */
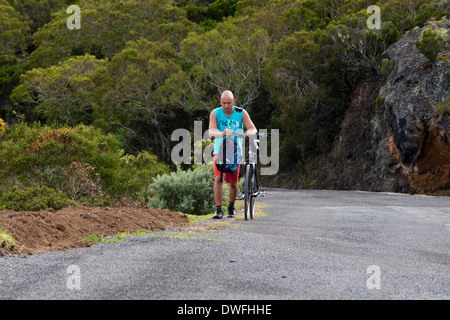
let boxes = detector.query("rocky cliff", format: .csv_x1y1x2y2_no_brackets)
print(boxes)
266,19,450,196
365,19,450,195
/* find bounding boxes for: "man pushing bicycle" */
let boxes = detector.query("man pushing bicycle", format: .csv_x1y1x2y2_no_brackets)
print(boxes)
208,90,257,219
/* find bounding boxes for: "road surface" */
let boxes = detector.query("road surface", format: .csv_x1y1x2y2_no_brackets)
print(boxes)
1,189,449,300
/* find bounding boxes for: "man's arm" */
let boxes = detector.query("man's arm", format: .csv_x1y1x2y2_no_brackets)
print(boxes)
209,111,229,138
243,110,257,136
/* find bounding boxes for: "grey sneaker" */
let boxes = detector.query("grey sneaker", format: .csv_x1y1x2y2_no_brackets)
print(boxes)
227,207,235,218
213,209,223,219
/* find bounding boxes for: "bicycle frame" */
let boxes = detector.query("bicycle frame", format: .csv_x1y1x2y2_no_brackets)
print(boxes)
243,137,260,197
230,132,269,219
229,132,259,196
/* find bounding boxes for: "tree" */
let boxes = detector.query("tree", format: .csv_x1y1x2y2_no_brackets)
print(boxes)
7,0,74,34
263,30,338,164
263,30,323,109
10,54,107,125
28,0,199,68
0,0,30,121
326,10,400,84
0,0,30,56
183,0,239,30
180,16,269,109
238,0,320,42
92,39,194,162
379,0,431,33
0,55,26,119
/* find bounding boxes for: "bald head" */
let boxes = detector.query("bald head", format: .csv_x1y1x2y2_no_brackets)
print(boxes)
221,90,234,100
220,90,235,114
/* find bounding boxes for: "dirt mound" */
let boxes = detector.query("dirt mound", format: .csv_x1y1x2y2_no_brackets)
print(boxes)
0,206,190,256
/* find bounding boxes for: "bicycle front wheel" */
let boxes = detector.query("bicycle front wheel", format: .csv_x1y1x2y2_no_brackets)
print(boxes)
244,164,254,220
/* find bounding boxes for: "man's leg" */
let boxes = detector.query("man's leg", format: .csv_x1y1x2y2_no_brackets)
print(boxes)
214,175,223,206
226,164,240,218
228,183,238,203
227,182,238,218
213,175,224,219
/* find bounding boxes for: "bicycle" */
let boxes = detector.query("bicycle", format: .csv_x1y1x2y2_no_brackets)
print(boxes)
230,131,272,220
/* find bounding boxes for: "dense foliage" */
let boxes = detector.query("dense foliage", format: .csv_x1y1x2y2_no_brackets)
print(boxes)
0,185,77,211
0,122,170,207
0,0,448,212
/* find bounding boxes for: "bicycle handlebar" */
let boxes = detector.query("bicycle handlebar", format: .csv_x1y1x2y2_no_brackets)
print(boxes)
228,131,274,139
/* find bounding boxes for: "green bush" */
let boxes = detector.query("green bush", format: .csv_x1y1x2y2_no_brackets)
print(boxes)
375,96,386,109
378,58,394,77
415,29,445,62
0,122,169,203
435,97,450,115
114,151,171,200
0,186,78,211
147,164,217,215
0,117,5,136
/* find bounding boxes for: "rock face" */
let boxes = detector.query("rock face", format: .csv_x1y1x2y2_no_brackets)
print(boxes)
363,20,450,195
265,20,449,195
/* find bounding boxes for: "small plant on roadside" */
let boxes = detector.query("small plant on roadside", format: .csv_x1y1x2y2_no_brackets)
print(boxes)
0,229,19,255
0,185,78,211
81,230,149,243
82,232,128,243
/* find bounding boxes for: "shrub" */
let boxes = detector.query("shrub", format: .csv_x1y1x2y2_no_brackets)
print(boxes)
114,151,170,200
435,97,450,115
0,229,18,255
375,96,386,109
0,122,121,186
415,29,445,62
0,118,5,136
0,122,169,203
148,164,217,215
378,58,394,77
0,186,77,211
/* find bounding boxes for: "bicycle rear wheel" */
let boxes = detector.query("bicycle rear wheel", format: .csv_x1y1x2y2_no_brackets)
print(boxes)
249,167,256,220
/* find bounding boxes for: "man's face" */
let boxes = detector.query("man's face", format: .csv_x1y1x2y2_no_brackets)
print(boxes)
220,95,235,114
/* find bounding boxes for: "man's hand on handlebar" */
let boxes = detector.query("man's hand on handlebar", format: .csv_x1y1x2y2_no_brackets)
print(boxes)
223,127,232,137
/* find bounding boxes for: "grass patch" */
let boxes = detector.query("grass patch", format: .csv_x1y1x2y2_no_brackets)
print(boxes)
188,201,270,222
235,210,269,220
80,201,270,245
235,202,270,220
187,213,215,223
81,230,149,243
435,97,450,115
0,229,20,255
148,229,227,243
0,229,16,247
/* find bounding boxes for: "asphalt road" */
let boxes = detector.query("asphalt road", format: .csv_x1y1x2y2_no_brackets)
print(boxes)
1,188,449,300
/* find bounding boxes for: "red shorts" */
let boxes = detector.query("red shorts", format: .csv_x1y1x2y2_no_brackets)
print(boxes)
213,154,240,184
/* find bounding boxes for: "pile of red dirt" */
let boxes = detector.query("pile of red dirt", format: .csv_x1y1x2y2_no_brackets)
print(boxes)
0,206,190,256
